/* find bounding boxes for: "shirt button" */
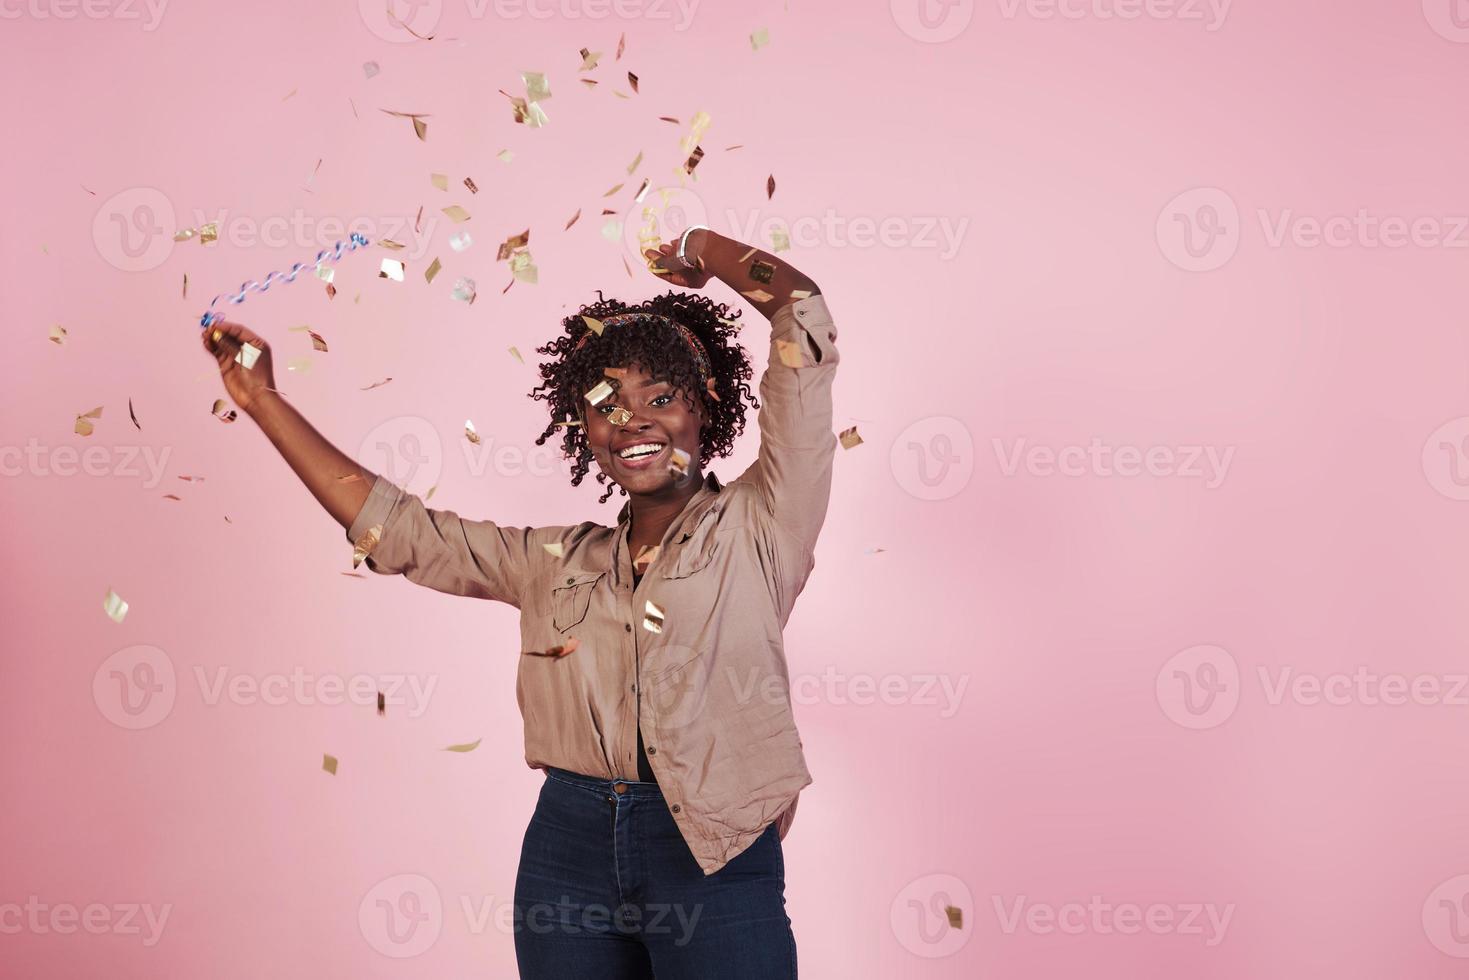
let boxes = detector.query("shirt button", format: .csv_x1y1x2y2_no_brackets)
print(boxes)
630,683,637,692
566,577,575,585
647,746,656,755
671,804,681,813
625,624,632,632
614,783,628,795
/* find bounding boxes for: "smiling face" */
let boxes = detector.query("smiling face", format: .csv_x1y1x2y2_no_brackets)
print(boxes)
583,360,713,496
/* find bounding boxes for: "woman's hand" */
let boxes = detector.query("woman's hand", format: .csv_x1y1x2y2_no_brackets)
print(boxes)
201,320,278,414
643,229,712,289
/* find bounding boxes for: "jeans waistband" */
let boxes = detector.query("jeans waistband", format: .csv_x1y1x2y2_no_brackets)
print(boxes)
543,766,665,798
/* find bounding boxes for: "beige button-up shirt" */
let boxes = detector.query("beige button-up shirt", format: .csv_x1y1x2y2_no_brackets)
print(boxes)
346,293,839,875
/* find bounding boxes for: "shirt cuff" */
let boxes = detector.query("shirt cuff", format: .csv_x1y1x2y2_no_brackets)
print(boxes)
345,473,405,567
770,293,839,368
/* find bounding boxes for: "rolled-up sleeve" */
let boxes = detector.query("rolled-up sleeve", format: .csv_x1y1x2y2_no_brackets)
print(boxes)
345,474,563,608
731,293,840,555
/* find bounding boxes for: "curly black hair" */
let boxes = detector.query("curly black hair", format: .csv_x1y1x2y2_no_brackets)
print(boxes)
529,290,760,504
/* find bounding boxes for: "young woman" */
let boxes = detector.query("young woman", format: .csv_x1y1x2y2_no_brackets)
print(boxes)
202,227,840,979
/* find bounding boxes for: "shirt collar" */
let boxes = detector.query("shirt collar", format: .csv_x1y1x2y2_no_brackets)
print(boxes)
616,470,722,527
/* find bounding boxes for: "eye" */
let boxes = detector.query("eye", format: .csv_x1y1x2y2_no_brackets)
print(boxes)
651,394,673,407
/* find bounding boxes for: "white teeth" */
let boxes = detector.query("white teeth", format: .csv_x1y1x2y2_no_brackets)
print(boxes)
618,442,665,460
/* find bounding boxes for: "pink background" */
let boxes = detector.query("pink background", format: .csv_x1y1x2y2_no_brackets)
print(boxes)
6,0,1469,976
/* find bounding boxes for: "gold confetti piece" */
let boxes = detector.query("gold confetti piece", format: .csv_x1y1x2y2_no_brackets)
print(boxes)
415,206,423,234
602,182,624,197
282,87,297,101
322,753,338,775
582,315,605,336
580,78,598,88
49,324,67,344
379,239,406,250
341,572,365,578
751,26,769,50
510,251,538,285
601,208,618,215
425,484,437,501
128,398,141,430
542,541,565,558
627,71,639,93
449,231,472,252
642,599,665,633
162,493,181,501
839,426,863,449
684,146,706,176
235,342,262,370
737,247,757,263
680,111,711,155
770,227,790,252
182,273,187,298
363,61,380,79
579,47,601,71
562,207,582,232
749,259,776,283
361,377,393,391
766,174,776,199
464,176,479,194
523,636,580,658
498,149,514,163
945,906,963,929
658,115,679,124
551,419,582,428
465,419,481,444
351,524,383,569
431,172,448,190
864,547,887,555
776,339,805,367
103,587,129,624
442,205,471,223
633,544,660,567
377,691,385,715
669,447,691,477
200,222,218,245
612,90,630,100
336,473,362,484
308,331,328,352
608,406,633,426
742,288,775,303
379,258,405,281
211,399,238,423
585,379,615,406
74,405,103,437
178,475,205,482
789,288,812,300
444,737,483,752
425,257,442,283
603,366,628,379
413,116,428,140
725,144,743,151
509,346,524,364
616,32,626,59
497,229,530,260
523,70,552,102
286,357,312,373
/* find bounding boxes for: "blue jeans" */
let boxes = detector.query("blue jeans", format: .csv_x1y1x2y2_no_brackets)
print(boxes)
513,767,798,979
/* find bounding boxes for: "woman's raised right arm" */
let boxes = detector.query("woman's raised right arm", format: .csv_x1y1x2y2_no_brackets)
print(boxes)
203,320,374,531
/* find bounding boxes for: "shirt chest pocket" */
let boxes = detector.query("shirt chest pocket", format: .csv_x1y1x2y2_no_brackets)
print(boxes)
551,570,604,633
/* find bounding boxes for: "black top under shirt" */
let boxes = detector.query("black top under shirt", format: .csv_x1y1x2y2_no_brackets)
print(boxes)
633,568,658,784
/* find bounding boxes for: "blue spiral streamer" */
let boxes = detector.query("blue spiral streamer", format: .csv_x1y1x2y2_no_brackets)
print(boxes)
198,232,372,329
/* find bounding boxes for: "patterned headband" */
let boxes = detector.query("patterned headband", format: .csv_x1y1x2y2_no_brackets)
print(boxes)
572,311,712,383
